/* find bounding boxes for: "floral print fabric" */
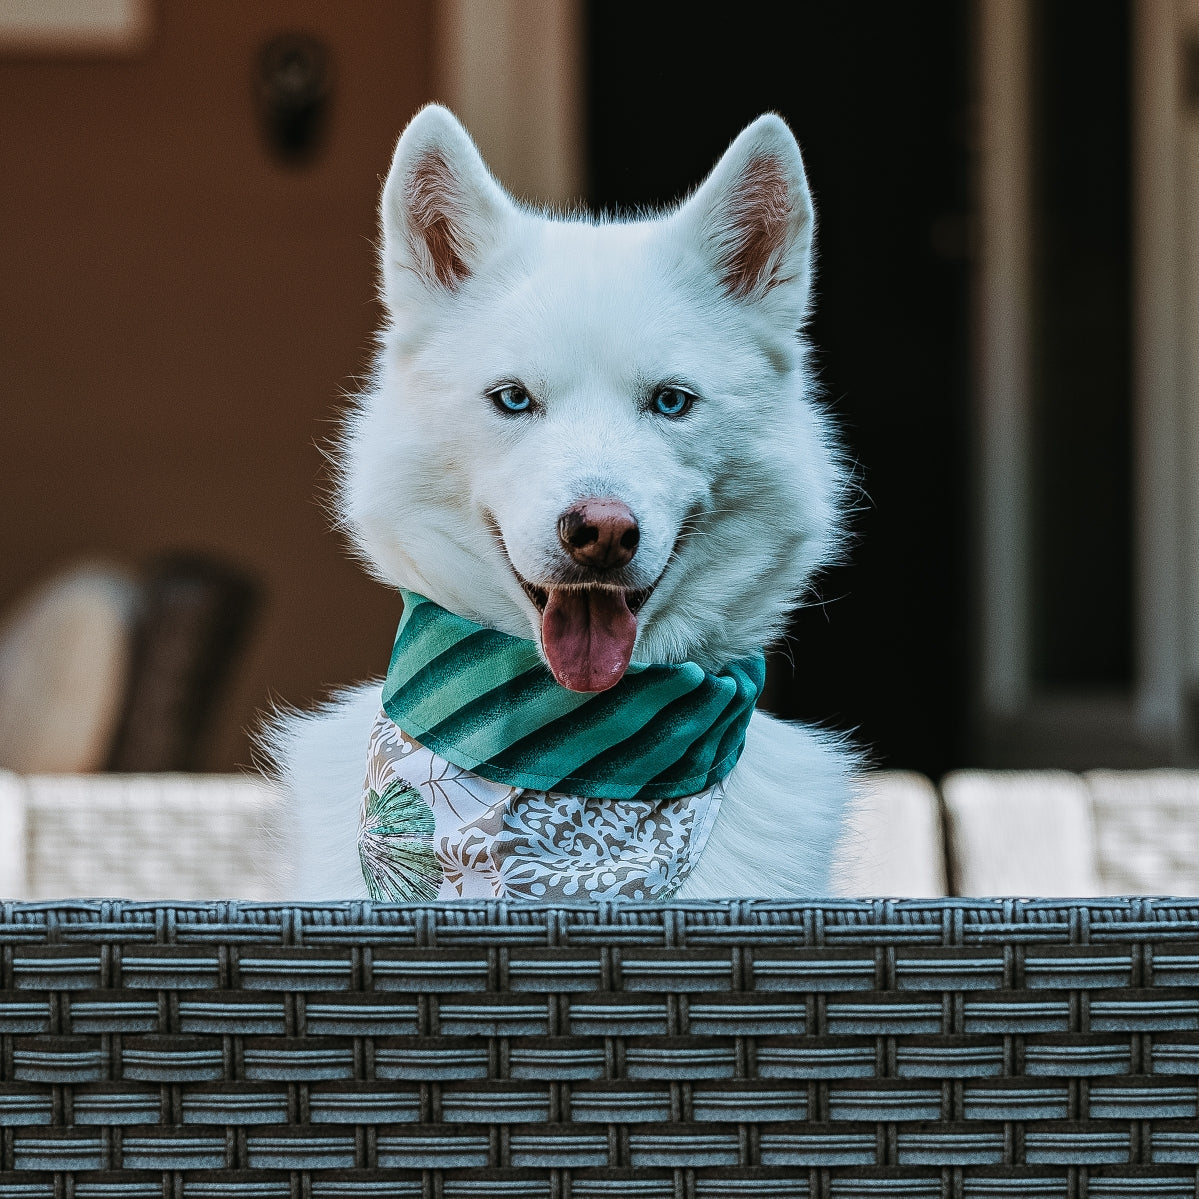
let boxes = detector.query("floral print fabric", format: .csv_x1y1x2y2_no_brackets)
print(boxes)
360,708,724,901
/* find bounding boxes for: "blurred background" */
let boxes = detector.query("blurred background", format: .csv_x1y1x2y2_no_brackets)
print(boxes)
0,0,1193,795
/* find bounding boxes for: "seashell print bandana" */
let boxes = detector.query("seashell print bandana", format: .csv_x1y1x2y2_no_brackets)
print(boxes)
381,590,766,802
360,708,725,901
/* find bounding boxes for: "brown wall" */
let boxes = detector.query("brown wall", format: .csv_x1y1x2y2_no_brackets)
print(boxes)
0,1,437,769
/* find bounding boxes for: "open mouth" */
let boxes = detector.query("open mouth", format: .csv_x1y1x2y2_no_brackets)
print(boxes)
512,572,655,695
487,512,686,695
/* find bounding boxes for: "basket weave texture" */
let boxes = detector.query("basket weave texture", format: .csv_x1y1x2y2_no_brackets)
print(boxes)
1,898,1198,1197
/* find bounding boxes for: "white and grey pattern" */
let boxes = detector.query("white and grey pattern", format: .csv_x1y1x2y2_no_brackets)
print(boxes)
361,708,724,901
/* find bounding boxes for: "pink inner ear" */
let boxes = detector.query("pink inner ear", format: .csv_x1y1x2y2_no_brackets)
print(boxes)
719,154,792,299
404,151,471,289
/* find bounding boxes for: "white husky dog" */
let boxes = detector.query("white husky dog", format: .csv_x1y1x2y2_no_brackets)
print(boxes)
270,105,857,900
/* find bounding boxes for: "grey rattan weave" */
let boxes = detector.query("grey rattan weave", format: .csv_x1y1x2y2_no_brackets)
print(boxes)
1,898,1198,1197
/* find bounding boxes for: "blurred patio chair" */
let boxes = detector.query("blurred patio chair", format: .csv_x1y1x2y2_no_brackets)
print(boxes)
0,561,137,774
0,553,258,775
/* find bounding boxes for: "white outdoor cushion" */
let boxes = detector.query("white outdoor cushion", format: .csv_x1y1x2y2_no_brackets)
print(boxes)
20,773,285,900
1085,769,1199,895
831,770,948,897
942,769,1105,896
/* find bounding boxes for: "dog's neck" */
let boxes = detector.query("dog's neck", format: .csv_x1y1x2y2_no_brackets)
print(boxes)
382,590,766,800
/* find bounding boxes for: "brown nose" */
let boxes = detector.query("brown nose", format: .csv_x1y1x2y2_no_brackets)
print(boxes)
558,498,640,569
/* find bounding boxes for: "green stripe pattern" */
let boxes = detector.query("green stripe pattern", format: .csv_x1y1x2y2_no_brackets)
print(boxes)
382,591,765,801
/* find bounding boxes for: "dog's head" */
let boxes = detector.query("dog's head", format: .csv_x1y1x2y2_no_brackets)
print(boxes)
341,105,846,691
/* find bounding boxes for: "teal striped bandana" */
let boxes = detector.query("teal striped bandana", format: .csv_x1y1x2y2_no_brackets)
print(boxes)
382,591,766,801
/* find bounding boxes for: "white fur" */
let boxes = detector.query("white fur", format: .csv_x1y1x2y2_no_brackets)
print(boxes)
266,106,859,899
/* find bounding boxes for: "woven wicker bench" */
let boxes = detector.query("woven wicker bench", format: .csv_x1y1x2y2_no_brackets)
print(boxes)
2,898,1197,1196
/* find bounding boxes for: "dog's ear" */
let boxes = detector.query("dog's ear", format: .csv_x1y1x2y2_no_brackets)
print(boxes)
674,113,815,325
379,105,515,309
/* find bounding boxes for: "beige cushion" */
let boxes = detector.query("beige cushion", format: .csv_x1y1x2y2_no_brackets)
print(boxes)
831,771,948,897
21,773,285,900
0,563,138,772
942,770,1104,896
1086,769,1199,895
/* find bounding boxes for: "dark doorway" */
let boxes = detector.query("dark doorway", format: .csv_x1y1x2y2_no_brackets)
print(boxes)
1028,0,1133,692
587,1,974,779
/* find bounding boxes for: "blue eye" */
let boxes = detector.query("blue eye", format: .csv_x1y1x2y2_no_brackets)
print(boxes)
490,384,533,414
652,386,694,418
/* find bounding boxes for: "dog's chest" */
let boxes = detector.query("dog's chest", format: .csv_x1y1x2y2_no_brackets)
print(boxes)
359,708,723,901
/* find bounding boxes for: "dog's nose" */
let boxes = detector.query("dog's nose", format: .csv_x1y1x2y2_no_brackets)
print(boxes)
558,498,640,569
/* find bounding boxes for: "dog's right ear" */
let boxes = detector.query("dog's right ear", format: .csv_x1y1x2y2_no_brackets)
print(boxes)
672,113,816,329
379,105,515,310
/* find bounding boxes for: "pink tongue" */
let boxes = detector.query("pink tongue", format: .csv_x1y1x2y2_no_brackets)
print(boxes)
541,588,638,693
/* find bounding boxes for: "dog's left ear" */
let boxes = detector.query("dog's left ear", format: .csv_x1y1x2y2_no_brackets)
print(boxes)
674,113,815,326
379,104,516,312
